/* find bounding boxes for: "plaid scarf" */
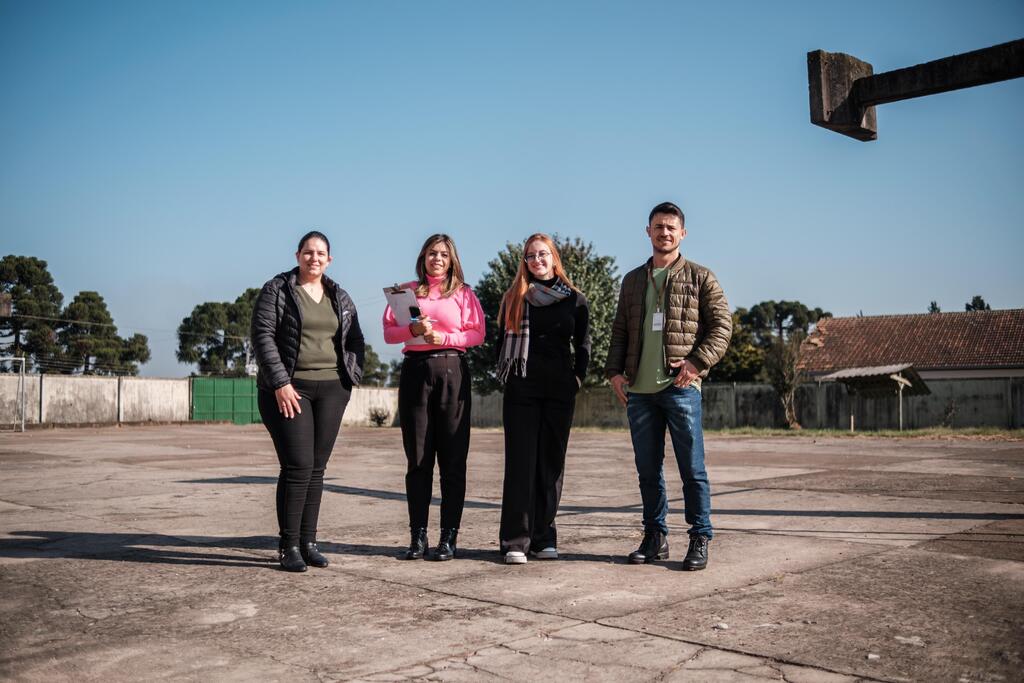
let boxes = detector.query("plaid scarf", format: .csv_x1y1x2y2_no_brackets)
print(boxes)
497,279,572,383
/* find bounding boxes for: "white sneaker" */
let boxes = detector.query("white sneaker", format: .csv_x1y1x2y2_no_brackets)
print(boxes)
504,551,527,564
531,547,558,560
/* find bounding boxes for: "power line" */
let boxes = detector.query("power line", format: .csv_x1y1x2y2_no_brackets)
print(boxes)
1,357,144,375
4,313,250,342
4,292,392,350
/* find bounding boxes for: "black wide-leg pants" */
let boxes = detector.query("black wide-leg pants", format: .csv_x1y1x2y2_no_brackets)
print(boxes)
258,377,351,547
499,361,577,555
399,352,472,530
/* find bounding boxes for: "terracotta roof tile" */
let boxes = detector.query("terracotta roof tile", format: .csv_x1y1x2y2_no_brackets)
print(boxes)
797,309,1024,374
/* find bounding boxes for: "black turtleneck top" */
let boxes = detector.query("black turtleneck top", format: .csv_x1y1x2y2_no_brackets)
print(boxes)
498,276,592,382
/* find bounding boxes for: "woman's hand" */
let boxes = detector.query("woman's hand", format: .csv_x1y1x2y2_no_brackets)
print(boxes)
274,384,302,419
422,329,445,345
409,318,433,336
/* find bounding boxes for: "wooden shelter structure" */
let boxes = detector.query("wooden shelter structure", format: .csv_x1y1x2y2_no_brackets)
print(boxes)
818,363,929,431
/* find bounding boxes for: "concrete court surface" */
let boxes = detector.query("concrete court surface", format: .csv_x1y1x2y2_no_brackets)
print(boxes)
0,425,1022,682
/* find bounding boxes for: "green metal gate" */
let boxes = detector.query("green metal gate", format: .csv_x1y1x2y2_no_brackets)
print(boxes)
191,377,261,425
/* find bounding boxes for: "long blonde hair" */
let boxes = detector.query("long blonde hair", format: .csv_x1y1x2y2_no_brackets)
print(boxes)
414,234,465,298
501,233,579,331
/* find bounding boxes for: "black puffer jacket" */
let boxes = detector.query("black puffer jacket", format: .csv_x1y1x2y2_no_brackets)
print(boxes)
251,268,364,391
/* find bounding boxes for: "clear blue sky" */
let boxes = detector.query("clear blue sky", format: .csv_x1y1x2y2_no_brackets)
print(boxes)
2,1,1022,377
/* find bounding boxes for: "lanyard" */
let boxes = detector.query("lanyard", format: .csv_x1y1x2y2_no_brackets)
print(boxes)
647,265,667,313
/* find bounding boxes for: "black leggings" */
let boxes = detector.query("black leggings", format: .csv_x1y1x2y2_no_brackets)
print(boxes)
399,352,472,529
258,378,351,546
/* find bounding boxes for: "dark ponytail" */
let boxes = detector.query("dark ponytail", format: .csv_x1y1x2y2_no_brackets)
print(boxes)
297,230,331,254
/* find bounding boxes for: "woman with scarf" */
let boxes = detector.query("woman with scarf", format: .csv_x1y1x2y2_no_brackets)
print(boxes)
497,233,591,564
383,234,485,561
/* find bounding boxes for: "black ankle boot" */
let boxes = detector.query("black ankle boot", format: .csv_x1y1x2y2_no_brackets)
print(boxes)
300,541,329,568
403,527,428,560
627,530,669,564
278,544,308,572
433,528,458,561
682,534,710,571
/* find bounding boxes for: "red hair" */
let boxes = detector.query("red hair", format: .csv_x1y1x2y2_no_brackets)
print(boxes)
500,234,579,331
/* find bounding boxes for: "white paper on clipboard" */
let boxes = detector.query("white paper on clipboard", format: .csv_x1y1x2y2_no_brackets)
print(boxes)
383,286,426,345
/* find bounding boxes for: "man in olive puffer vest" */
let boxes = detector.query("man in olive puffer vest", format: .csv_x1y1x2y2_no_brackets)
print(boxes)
605,201,731,571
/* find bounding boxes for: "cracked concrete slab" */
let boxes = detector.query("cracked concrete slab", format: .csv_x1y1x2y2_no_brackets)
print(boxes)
424,533,883,621
711,487,1024,546
603,546,1024,682
726,470,1024,505
1,425,1020,681
915,518,1024,563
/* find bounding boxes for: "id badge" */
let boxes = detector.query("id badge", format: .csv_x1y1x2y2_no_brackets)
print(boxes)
652,311,665,332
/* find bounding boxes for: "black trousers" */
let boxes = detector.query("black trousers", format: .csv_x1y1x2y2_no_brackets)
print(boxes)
258,377,350,546
499,359,577,554
399,352,472,529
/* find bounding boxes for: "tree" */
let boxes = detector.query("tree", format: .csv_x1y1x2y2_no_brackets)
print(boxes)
928,301,941,313
119,333,152,374
0,255,64,371
742,300,830,346
764,330,806,429
386,358,403,387
965,295,991,312
361,344,390,386
177,289,259,375
60,291,119,374
58,291,151,375
1,255,149,375
739,300,829,426
708,310,764,382
465,235,620,394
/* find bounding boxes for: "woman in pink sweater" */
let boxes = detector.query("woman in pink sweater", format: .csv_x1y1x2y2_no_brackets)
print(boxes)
382,234,485,561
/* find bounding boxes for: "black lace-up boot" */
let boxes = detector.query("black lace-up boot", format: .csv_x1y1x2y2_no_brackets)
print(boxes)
682,534,710,571
627,530,669,564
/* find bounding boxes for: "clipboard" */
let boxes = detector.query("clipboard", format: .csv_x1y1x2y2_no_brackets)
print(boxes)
383,285,426,345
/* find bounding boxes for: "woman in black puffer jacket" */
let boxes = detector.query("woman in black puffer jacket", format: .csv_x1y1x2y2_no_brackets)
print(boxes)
251,230,364,572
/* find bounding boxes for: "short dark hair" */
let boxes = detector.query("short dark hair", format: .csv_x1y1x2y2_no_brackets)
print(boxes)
297,230,331,254
648,202,685,226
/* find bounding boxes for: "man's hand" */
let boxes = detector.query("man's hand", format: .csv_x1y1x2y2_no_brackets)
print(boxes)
670,359,700,388
610,374,630,407
274,384,302,419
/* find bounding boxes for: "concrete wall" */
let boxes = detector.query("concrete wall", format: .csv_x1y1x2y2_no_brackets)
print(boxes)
706,379,1022,430
120,378,190,423
469,379,1023,430
39,375,118,424
343,387,505,429
471,392,503,428
0,375,190,426
343,386,400,427
0,374,41,426
2,375,1019,430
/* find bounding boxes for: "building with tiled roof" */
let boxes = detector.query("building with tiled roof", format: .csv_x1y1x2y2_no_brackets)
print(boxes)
798,309,1024,380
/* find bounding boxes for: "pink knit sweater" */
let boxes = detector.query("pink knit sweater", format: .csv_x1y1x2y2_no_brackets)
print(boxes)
382,275,485,353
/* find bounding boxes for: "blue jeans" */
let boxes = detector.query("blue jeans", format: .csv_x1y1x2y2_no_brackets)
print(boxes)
626,385,712,538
